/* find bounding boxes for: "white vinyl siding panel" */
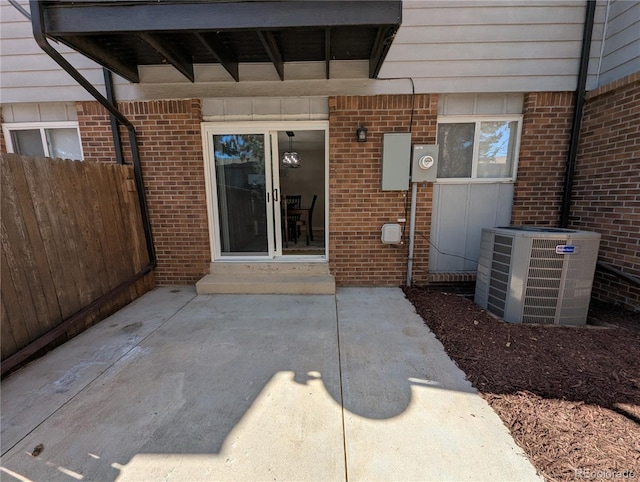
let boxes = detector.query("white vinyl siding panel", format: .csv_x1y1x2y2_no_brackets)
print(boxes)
379,1,607,93
0,1,104,103
598,0,640,86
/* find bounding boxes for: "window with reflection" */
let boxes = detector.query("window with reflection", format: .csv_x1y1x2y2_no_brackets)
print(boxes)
437,118,521,180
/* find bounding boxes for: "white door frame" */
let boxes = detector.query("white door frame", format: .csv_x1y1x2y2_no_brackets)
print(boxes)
201,120,329,261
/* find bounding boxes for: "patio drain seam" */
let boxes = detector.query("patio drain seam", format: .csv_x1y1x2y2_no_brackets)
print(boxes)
1,290,198,457
335,294,349,482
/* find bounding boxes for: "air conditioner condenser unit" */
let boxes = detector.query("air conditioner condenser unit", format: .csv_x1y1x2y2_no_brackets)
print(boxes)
475,227,601,325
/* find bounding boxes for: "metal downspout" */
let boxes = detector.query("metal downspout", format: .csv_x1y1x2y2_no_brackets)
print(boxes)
30,0,155,267
559,0,597,227
2,2,160,376
103,69,125,165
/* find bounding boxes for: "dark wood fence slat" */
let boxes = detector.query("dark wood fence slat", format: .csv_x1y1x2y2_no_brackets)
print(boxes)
1,160,42,345
9,157,62,331
82,163,117,291
1,254,20,359
1,154,153,366
52,159,96,306
22,155,79,320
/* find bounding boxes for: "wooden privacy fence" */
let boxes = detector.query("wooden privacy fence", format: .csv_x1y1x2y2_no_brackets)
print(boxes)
1,154,153,373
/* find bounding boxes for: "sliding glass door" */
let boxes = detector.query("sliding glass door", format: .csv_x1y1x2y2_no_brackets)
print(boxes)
203,122,327,260
213,133,273,256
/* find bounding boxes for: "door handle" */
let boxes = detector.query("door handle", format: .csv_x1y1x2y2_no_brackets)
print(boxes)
273,189,279,202
267,191,270,203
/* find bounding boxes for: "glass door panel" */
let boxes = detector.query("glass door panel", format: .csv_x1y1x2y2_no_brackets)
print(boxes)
213,134,269,256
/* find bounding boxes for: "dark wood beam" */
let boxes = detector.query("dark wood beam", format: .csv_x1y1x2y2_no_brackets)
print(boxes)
138,33,194,82
59,35,139,83
369,26,398,79
194,32,239,82
257,31,284,81
325,28,331,80
43,2,402,35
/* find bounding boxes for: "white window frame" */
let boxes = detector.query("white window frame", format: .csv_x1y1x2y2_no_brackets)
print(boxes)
2,121,84,160
436,115,523,183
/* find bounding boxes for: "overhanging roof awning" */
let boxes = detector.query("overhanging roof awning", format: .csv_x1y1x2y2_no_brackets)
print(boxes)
32,1,402,83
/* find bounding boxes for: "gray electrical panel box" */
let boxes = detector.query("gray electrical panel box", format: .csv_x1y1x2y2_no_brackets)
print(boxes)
381,133,411,191
411,144,439,182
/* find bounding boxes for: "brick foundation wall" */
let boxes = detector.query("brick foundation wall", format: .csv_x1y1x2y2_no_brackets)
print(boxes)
512,92,575,225
77,100,210,284
571,73,640,310
328,95,437,286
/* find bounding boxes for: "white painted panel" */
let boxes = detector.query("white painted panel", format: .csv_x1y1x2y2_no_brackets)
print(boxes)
597,0,640,86
412,75,580,93
601,42,640,74
400,5,586,26
390,24,586,44
430,182,514,273
381,1,608,93
1,103,78,123
0,0,30,22
202,97,328,121
404,1,586,8
1,38,49,56
389,41,584,62
606,1,639,33
496,183,514,227
252,98,283,116
1,1,105,103
1,70,105,89
39,103,78,121
439,94,524,116
2,52,103,71
384,58,586,78
309,97,329,116
430,184,468,272
465,183,513,271
6,104,40,122
465,184,499,271
444,95,476,115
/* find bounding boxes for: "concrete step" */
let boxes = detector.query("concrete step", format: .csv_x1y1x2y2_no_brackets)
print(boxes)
208,261,331,276
196,273,336,295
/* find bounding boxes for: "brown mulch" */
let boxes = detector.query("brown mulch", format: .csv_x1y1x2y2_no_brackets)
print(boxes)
404,286,640,481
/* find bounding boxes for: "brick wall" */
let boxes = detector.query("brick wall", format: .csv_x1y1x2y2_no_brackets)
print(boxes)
571,73,640,310
328,95,437,286
76,102,118,163
0,112,6,154
77,99,210,284
512,92,574,225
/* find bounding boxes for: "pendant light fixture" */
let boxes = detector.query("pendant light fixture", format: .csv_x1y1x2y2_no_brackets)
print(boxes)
281,131,301,168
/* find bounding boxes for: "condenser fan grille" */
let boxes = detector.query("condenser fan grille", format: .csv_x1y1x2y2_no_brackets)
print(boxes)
475,227,600,325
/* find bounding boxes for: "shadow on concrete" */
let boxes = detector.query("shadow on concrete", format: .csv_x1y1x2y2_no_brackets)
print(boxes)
0,288,497,482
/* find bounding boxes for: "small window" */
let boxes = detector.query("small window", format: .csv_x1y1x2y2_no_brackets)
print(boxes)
3,122,83,160
437,117,521,181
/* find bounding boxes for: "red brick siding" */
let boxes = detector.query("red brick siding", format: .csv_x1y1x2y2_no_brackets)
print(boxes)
572,73,640,310
76,102,118,163
77,99,210,285
329,95,437,286
0,112,7,154
512,92,575,225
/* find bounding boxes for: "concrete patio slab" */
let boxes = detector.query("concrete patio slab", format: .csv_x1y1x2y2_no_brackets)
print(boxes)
1,286,542,482
2,293,344,481
337,288,541,481
1,286,197,454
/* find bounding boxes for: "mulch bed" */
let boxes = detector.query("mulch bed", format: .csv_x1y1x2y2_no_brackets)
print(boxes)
404,286,640,482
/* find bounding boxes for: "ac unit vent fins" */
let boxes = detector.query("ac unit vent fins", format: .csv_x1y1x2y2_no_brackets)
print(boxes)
487,235,513,317
474,227,600,325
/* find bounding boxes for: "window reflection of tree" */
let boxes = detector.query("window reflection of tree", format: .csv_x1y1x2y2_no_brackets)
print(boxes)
437,123,475,178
